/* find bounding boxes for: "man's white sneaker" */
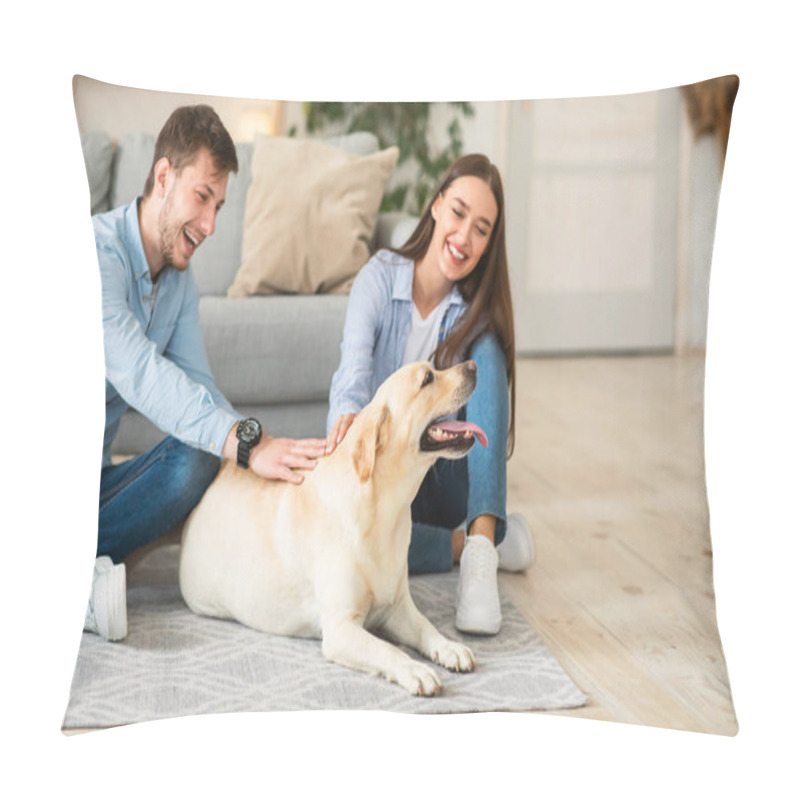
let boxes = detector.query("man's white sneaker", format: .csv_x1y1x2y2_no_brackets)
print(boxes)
497,513,534,573
455,534,502,635
84,556,127,641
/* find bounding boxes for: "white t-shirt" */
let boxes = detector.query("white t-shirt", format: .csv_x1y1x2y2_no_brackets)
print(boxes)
402,298,448,365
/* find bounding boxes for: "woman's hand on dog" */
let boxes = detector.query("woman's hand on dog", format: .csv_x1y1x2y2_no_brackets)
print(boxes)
326,413,355,455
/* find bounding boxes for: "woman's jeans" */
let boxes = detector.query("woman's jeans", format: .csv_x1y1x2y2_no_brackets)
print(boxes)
408,333,509,574
97,436,220,563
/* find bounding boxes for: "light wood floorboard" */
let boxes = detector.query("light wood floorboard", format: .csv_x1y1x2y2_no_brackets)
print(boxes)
502,353,737,735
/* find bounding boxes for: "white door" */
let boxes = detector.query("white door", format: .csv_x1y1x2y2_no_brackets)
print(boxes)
505,88,681,354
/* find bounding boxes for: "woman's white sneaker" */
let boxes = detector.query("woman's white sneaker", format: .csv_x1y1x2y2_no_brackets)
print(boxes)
455,535,502,635
84,556,127,641
497,513,534,573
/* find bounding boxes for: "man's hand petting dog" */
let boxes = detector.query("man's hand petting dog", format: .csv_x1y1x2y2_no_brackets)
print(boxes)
223,427,328,484
251,436,328,484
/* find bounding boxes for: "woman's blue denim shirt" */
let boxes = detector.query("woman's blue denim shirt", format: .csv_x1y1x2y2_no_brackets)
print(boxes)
326,249,468,432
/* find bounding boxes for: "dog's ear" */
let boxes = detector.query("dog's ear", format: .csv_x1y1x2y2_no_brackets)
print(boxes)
352,404,391,484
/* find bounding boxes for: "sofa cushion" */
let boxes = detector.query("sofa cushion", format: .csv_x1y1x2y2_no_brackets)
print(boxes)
195,133,381,296
374,211,420,250
198,294,349,405
228,135,399,297
109,131,154,210
111,399,333,454
80,131,114,214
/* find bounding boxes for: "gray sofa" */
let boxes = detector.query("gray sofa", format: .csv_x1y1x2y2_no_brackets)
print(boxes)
80,130,416,455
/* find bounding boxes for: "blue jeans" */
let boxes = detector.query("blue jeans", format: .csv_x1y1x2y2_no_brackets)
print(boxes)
408,333,509,574
97,436,220,563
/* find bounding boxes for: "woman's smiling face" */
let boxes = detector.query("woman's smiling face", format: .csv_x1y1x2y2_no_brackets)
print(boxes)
428,175,498,285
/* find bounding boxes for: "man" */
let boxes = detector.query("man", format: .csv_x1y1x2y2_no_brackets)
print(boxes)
84,105,326,641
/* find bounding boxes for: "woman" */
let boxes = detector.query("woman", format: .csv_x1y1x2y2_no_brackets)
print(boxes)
326,154,533,635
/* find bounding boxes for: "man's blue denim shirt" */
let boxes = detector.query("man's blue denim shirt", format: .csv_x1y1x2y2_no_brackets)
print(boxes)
95,199,239,468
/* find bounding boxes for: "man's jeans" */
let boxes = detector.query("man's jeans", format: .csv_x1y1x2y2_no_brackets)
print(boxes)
98,437,220,563
408,333,509,574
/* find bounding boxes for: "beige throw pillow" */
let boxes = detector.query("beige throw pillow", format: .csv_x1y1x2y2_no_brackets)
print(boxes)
229,135,399,296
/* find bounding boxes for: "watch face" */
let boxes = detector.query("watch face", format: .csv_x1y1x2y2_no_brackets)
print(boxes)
238,418,262,444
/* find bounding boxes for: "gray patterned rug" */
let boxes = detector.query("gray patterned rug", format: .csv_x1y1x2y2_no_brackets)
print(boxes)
63,544,586,728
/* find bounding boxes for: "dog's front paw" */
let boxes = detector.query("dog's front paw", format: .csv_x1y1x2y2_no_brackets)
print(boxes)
431,639,475,673
397,661,443,697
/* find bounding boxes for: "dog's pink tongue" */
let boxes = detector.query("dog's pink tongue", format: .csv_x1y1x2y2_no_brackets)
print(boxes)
437,420,488,448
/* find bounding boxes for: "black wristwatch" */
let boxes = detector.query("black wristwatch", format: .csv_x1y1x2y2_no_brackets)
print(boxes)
236,417,263,469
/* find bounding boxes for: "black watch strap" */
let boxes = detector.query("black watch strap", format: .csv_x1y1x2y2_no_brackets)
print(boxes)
236,440,251,469
236,418,263,469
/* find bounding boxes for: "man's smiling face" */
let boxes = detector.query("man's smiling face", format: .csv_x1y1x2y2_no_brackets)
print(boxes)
156,147,228,272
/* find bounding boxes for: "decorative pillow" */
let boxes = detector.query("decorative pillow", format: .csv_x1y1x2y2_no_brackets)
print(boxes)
68,77,739,741
228,135,399,296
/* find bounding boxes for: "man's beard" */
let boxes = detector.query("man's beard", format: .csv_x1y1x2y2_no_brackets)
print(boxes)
157,191,182,270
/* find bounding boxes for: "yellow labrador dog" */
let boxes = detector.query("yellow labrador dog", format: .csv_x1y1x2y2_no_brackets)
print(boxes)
179,360,487,696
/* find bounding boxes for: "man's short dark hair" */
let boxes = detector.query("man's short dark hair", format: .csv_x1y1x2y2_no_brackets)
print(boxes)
143,104,238,197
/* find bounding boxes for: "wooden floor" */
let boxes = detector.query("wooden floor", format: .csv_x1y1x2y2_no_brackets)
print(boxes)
502,353,737,735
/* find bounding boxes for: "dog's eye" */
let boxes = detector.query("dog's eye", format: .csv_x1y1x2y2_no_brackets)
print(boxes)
421,370,434,388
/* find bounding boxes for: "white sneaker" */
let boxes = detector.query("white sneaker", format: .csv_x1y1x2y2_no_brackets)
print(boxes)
84,556,127,641
497,513,535,573
455,535,501,635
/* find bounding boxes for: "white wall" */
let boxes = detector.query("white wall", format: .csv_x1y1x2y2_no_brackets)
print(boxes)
689,135,723,350
464,98,720,352
73,76,282,142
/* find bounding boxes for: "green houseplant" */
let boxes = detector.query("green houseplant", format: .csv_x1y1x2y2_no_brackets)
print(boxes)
302,101,475,215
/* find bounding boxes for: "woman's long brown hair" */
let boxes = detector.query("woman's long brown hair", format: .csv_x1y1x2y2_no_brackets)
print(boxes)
394,154,516,457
